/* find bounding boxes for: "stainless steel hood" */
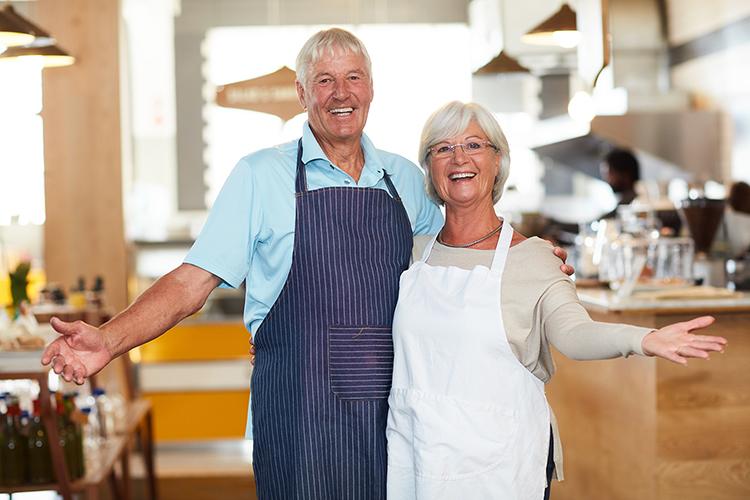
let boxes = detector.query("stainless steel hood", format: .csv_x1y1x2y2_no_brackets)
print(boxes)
533,110,725,185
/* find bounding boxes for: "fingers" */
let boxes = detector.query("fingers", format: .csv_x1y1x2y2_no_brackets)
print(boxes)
41,341,60,365
681,315,716,332
662,349,688,365
552,246,568,261
50,316,75,334
550,246,575,276
677,345,710,360
693,335,729,349
688,338,727,352
50,354,86,385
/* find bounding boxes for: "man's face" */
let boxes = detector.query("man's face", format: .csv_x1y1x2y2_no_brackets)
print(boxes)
297,49,373,149
601,162,624,193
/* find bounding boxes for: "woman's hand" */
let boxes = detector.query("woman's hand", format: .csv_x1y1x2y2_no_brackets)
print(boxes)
641,316,726,364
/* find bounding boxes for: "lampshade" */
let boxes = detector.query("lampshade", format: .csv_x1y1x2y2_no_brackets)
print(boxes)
1,4,55,47
521,3,581,48
0,8,35,47
0,43,75,67
474,51,530,75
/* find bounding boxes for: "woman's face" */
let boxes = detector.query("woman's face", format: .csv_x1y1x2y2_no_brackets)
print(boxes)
428,121,500,210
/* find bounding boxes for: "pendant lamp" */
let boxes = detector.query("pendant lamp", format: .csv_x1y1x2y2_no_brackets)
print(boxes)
521,3,581,49
0,43,74,67
473,51,530,75
0,5,35,47
2,4,54,46
0,3,74,67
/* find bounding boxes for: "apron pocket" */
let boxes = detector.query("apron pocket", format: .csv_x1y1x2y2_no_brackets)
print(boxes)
329,325,394,401
387,389,519,480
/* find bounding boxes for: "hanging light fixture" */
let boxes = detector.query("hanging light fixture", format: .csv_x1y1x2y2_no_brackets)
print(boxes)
0,3,74,67
0,5,35,48
2,3,54,46
521,3,581,49
0,43,74,67
473,51,530,75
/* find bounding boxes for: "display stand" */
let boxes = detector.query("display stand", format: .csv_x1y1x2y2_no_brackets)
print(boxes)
0,363,157,500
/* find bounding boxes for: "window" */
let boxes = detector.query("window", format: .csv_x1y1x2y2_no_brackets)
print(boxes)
0,57,45,226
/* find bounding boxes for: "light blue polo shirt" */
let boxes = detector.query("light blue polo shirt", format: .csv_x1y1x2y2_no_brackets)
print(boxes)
184,121,444,338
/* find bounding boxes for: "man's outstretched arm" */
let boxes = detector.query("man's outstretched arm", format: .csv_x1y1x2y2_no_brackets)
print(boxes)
42,263,222,384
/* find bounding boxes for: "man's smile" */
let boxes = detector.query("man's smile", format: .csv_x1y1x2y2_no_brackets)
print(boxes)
329,107,354,116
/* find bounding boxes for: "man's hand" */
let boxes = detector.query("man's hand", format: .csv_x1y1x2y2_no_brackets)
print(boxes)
41,317,114,385
552,246,575,276
641,316,726,364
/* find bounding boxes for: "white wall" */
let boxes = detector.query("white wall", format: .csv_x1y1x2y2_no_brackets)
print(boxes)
667,0,750,184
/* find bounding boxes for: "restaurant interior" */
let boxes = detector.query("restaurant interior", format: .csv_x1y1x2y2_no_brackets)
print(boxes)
0,0,749,499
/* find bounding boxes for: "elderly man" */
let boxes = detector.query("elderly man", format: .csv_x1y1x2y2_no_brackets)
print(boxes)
43,28,570,499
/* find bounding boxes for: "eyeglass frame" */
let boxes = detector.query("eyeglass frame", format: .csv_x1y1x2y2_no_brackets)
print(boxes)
427,141,499,159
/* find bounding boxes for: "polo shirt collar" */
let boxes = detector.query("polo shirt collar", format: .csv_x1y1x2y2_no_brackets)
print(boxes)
300,121,386,181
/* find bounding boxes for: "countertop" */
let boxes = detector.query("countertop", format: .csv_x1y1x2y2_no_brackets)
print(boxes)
576,285,750,314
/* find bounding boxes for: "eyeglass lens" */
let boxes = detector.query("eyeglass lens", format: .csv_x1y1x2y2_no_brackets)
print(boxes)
431,142,493,158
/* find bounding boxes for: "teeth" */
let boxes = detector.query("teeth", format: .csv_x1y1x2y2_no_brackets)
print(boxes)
449,172,476,180
329,107,354,116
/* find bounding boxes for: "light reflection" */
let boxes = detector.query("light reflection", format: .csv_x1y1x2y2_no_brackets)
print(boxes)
552,30,581,48
568,91,596,123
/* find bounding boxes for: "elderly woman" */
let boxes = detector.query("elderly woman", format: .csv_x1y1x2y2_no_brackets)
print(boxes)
385,101,726,500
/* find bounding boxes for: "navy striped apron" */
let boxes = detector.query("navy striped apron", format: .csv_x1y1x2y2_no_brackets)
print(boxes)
250,140,413,499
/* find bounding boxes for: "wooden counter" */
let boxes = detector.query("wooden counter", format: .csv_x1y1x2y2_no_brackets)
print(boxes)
135,318,252,441
546,288,750,500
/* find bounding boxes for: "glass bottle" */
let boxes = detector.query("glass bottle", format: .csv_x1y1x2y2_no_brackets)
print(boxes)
62,392,85,479
55,392,79,481
1,395,29,486
27,399,54,484
80,406,101,458
92,388,114,443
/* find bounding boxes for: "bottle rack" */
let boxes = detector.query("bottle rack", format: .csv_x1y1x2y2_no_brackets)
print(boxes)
0,367,156,500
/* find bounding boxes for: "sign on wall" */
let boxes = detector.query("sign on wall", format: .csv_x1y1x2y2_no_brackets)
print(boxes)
215,65,304,122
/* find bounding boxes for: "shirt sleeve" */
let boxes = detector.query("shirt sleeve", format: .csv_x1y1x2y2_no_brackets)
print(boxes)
184,157,261,289
412,182,444,236
539,280,652,360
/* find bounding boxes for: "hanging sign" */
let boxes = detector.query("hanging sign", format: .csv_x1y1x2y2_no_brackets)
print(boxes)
215,65,304,121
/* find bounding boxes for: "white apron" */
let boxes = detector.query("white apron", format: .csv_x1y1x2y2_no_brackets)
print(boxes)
386,221,550,499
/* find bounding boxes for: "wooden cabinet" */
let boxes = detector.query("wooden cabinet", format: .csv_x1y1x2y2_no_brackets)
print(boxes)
547,289,750,500
136,320,252,441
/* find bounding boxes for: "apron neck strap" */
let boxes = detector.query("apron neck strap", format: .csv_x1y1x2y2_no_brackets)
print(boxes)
295,139,307,194
490,218,512,271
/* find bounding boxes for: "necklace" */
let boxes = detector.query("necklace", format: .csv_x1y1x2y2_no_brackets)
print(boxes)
437,221,503,248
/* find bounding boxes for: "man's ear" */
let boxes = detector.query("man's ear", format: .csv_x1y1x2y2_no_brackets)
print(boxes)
296,81,307,110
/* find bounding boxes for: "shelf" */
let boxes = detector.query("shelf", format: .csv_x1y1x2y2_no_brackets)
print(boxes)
0,362,156,500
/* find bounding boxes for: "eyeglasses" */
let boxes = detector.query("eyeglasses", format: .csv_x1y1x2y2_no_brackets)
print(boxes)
428,141,497,159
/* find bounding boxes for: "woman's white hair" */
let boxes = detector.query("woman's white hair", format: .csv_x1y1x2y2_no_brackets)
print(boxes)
295,28,372,88
418,101,511,206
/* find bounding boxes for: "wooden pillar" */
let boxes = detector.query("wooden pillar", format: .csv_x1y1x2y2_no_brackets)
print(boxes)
38,0,128,314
